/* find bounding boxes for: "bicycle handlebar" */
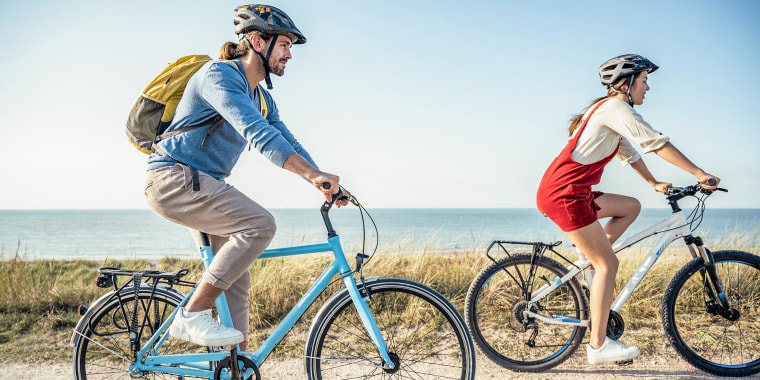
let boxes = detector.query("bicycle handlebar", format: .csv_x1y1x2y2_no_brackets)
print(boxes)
322,182,350,204
666,181,727,202
320,183,355,238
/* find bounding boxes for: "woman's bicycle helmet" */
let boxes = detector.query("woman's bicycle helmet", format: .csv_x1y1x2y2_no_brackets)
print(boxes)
233,4,306,89
599,54,658,106
598,54,658,87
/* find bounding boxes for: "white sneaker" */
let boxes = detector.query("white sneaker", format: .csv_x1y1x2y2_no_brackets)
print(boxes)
587,337,640,364
169,308,244,347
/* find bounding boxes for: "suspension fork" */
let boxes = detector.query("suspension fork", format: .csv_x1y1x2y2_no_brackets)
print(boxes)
686,236,734,318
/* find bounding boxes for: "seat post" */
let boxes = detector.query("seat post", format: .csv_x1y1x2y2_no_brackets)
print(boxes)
200,232,211,247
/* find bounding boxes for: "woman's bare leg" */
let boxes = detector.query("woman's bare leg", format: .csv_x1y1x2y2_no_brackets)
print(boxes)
595,193,641,244
565,221,618,349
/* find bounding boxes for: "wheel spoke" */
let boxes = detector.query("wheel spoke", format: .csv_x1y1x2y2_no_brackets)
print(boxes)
465,254,587,372
664,250,760,377
74,288,210,379
306,279,474,379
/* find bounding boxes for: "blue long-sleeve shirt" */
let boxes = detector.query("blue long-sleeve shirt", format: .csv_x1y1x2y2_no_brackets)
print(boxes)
147,58,316,179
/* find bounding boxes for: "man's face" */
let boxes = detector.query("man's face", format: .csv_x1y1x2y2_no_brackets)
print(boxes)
267,35,293,76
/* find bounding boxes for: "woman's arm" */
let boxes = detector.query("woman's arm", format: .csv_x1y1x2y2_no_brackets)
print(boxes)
653,142,720,189
629,158,672,193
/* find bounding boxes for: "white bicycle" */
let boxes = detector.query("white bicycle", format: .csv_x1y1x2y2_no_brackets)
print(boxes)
465,182,760,377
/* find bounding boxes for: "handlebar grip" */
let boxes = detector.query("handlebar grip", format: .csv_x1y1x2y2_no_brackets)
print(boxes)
704,178,717,187
322,182,331,190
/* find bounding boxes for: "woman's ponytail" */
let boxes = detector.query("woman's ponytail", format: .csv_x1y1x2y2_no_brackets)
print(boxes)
568,96,607,136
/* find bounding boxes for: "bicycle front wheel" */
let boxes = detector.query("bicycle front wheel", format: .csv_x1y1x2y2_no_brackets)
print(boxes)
464,254,588,372
72,286,211,380
305,278,476,380
662,250,760,377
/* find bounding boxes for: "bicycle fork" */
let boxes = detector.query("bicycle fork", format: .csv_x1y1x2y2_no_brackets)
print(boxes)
686,237,737,320
340,269,396,370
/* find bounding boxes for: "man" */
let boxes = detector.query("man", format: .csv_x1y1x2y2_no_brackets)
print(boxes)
145,4,346,348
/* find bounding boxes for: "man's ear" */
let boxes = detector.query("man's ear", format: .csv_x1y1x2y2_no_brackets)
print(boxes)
251,34,266,52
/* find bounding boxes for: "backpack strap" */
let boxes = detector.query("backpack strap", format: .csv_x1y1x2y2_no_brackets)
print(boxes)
256,85,268,119
151,142,202,192
229,59,268,119
155,115,222,143
201,116,226,146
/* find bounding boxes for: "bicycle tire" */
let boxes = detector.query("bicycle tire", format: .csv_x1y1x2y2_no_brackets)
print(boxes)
304,278,476,380
662,250,760,377
72,285,212,379
464,253,588,372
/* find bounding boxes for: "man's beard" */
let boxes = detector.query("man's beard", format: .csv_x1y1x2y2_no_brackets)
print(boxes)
269,58,286,76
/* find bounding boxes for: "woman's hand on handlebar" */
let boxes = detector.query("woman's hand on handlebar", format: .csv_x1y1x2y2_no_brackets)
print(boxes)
696,173,720,190
653,181,672,194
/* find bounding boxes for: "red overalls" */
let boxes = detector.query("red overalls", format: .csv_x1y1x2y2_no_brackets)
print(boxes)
536,99,619,232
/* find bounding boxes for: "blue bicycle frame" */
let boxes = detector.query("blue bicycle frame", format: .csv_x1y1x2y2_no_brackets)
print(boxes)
128,201,394,378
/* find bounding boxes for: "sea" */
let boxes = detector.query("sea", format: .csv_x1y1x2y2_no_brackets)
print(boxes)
1,208,758,261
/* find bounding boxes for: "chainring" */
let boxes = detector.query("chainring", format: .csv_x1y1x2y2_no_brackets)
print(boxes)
213,355,260,380
606,310,625,340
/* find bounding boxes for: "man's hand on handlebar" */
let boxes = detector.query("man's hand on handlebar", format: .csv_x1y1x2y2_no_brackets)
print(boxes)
312,173,350,208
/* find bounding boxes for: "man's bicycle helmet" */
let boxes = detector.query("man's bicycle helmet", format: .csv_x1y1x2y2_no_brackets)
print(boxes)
233,4,306,44
232,4,306,89
598,54,658,87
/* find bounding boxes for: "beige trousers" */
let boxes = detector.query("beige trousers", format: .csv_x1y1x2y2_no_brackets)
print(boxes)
145,164,276,339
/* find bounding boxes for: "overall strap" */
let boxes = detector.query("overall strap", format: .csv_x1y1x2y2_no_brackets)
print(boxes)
571,98,610,143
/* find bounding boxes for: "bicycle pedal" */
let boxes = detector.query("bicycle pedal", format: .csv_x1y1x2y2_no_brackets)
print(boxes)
616,359,633,366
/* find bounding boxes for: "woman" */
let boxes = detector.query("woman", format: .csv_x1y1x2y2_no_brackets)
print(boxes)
145,5,346,349
536,54,719,364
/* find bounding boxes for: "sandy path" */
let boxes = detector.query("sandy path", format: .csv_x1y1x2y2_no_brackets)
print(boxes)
2,353,752,379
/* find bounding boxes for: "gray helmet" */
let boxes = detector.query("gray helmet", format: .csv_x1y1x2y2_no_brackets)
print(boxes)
233,4,306,44
598,54,658,87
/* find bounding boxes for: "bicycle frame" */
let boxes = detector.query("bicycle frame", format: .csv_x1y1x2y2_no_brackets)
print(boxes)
525,208,709,327
128,232,394,378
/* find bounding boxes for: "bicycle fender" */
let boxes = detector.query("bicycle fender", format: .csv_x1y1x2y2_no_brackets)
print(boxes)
70,289,119,346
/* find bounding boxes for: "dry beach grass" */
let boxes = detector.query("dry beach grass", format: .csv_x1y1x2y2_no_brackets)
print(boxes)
0,234,758,378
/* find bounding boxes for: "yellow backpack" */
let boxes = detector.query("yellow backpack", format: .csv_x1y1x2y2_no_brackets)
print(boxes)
126,54,268,154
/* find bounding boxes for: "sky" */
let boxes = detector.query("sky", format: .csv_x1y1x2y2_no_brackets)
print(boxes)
0,0,758,210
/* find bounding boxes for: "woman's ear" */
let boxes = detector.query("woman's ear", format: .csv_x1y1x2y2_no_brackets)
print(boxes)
615,77,630,92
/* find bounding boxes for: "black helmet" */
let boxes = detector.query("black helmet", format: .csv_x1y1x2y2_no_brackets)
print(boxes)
233,4,306,44
598,54,658,87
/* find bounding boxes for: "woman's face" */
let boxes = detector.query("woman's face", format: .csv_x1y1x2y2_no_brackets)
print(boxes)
628,71,650,105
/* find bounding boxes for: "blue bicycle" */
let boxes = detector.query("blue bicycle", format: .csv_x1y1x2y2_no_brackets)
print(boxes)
71,189,476,379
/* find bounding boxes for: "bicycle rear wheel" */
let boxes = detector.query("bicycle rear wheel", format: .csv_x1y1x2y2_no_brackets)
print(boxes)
304,278,476,380
72,286,211,379
662,250,760,377
464,254,588,372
